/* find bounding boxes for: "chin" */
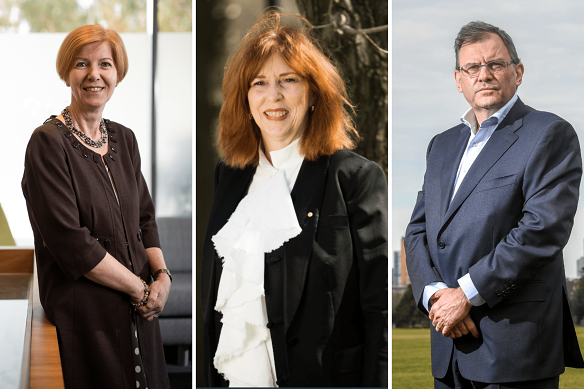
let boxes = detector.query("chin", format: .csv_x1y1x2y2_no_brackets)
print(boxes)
476,97,502,109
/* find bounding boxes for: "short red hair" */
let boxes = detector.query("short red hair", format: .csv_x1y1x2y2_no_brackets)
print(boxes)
218,9,358,168
56,25,129,83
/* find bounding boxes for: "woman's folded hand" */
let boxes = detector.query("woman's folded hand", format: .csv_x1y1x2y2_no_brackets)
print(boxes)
137,275,171,321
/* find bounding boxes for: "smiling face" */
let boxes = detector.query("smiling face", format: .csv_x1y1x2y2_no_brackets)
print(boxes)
247,53,313,154
67,41,118,114
454,33,524,124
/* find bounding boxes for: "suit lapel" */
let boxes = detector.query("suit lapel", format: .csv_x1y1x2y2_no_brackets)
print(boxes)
440,126,470,221
441,99,529,228
201,164,255,319
207,165,256,238
284,155,330,333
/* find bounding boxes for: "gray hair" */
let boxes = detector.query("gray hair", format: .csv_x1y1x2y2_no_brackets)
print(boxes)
454,21,521,70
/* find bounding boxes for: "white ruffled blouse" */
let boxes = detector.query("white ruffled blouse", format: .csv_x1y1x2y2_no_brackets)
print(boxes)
212,139,304,387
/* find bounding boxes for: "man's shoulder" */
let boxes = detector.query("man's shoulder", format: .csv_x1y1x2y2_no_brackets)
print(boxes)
438,122,468,138
521,106,570,127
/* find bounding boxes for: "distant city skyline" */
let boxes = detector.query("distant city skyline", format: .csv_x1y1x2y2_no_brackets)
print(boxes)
393,0,584,278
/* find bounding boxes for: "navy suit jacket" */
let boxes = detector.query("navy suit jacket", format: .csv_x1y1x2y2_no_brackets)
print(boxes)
201,149,388,387
405,98,584,383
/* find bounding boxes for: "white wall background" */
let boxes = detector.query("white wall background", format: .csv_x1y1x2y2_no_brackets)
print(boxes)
0,32,192,245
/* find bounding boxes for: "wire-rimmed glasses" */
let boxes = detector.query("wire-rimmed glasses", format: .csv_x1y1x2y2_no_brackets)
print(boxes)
457,60,515,78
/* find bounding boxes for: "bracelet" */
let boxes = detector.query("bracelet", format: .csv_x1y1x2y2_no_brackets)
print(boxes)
130,277,150,309
153,268,172,283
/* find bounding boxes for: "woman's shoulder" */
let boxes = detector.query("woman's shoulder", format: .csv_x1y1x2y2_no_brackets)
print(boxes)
102,119,140,153
29,117,68,148
328,149,384,176
103,119,135,139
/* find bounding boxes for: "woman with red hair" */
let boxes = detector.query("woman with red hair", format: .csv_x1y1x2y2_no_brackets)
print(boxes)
201,9,388,387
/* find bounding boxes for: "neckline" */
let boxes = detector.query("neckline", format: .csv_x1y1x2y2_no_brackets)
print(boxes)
53,116,110,158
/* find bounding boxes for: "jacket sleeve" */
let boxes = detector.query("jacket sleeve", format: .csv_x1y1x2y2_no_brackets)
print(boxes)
404,135,443,313
469,119,582,307
22,127,106,280
128,128,160,249
344,160,388,386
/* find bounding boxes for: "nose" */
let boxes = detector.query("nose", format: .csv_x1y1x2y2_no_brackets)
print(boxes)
476,64,494,82
88,65,100,81
267,82,282,101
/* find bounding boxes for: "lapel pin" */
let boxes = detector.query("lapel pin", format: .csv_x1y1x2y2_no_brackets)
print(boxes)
307,212,313,217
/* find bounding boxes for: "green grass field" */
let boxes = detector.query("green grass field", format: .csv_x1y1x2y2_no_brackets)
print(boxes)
392,327,584,388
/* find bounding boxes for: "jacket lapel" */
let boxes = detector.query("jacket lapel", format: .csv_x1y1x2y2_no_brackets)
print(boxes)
441,99,530,228
207,164,256,238
440,126,470,221
201,163,255,319
284,155,330,333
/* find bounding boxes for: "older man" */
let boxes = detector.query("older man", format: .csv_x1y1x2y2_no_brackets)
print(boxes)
405,21,584,388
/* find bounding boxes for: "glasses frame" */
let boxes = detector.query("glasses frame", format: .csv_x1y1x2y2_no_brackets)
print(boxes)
457,60,515,78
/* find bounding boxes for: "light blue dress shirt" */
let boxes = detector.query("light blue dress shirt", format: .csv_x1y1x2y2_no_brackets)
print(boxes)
422,93,519,311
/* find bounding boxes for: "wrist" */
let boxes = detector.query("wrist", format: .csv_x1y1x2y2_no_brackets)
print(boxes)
157,272,171,285
130,277,150,307
152,268,172,283
458,287,472,308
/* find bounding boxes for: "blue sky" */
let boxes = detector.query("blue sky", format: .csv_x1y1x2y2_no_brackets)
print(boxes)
392,0,584,278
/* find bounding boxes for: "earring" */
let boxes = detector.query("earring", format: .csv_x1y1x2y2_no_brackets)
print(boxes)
249,113,253,119
310,105,315,112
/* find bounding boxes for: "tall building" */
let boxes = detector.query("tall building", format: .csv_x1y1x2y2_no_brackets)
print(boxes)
392,251,400,286
577,257,584,278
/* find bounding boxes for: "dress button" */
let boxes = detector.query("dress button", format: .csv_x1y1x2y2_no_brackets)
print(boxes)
438,241,446,249
137,229,142,241
287,337,298,347
109,154,114,160
111,146,116,152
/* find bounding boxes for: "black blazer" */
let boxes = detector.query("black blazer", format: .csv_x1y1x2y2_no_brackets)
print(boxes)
201,149,388,387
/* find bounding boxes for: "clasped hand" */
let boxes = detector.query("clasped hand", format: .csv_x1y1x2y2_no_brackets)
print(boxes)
429,287,479,339
134,277,171,322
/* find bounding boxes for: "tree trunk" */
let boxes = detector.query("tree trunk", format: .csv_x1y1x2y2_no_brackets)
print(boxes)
296,0,388,177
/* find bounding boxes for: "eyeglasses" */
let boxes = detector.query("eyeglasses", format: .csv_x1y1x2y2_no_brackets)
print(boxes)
458,60,515,78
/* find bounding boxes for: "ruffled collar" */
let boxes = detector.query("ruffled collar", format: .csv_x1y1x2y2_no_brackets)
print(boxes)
212,139,303,386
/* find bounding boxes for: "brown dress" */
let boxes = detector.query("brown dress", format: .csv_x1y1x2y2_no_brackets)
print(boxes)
22,116,169,389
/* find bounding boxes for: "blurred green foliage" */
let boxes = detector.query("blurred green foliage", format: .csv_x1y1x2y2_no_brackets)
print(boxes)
0,0,191,32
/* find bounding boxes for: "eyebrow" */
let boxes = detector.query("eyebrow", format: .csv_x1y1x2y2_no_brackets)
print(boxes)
75,56,114,61
253,72,298,79
463,59,506,66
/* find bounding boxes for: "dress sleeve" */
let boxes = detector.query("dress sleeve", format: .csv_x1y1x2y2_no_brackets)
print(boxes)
344,159,388,386
128,128,160,249
22,127,106,280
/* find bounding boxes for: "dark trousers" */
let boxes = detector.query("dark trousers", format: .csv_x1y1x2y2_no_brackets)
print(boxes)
434,351,559,389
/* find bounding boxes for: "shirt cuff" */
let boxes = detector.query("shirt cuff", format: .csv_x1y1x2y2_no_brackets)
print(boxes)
423,282,449,311
458,273,486,306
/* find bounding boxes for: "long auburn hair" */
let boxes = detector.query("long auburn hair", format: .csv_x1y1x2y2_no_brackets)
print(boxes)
218,9,358,168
